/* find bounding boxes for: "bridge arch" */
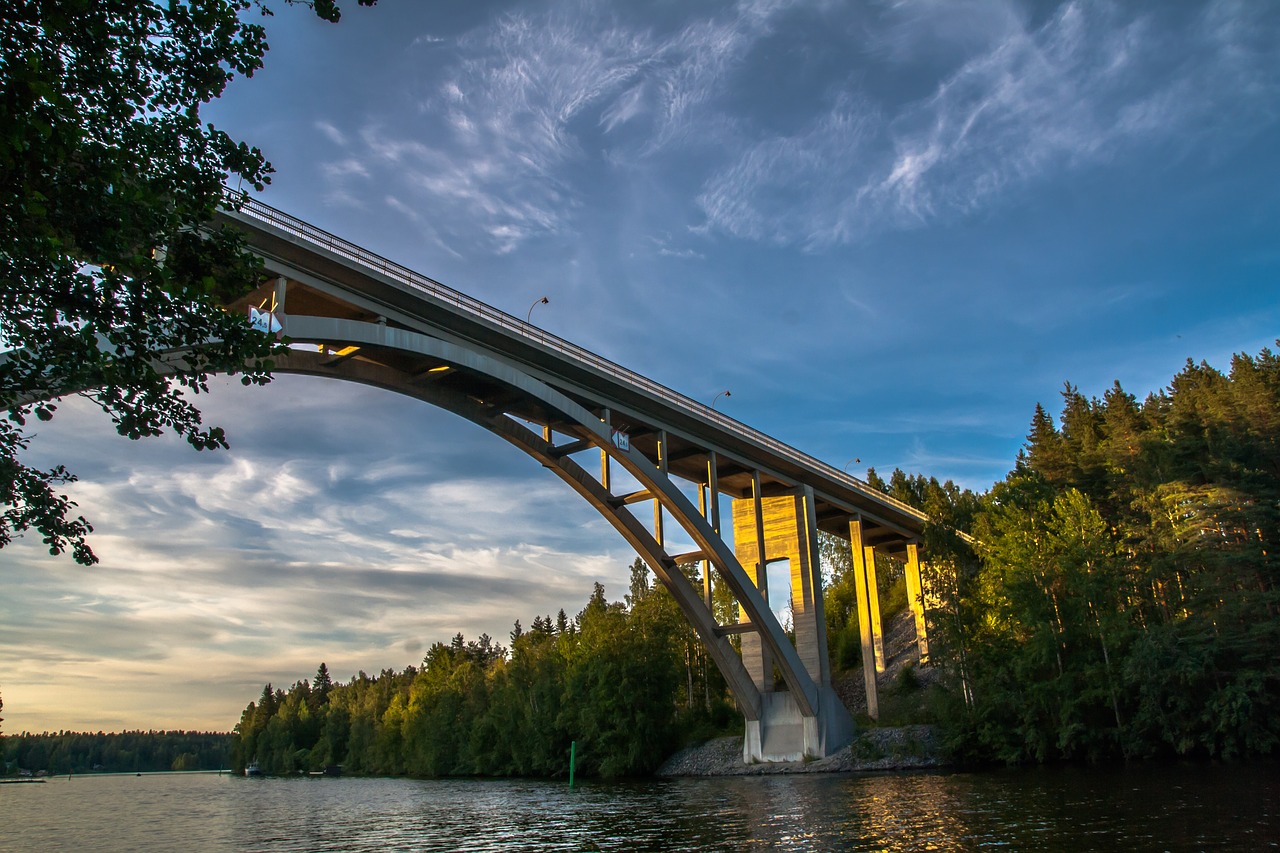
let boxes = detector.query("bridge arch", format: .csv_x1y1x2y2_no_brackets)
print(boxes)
269,316,810,724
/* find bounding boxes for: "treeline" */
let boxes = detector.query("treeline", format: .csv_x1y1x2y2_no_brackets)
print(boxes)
3,730,232,774
887,344,1280,763
233,564,735,779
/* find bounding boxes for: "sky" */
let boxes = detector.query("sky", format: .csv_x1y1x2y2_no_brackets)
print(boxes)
4,0,1279,734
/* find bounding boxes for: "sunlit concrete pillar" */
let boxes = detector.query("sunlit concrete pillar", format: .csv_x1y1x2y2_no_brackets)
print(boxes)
732,490,832,689
798,485,829,686
702,452,722,613
600,408,612,492
849,516,879,720
732,475,773,692
735,490,850,761
866,545,885,674
904,542,929,661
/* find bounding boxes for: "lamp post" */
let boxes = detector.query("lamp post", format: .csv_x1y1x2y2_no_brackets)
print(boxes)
711,390,731,410
527,296,549,324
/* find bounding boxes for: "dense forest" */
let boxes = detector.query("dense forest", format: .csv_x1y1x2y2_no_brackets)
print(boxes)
232,564,736,779
3,730,232,774
231,559,915,780
892,346,1280,763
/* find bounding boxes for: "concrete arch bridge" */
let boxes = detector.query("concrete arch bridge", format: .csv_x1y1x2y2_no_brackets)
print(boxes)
215,198,931,763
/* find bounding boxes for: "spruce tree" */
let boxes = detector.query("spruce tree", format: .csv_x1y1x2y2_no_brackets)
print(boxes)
314,663,333,705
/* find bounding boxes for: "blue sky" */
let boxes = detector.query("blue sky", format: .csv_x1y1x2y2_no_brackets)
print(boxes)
4,0,1279,733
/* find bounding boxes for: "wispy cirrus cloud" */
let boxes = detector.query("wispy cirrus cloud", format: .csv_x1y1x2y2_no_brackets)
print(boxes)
699,0,1280,246
325,10,654,253
317,0,795,255
310,1,1278,260
696,93,879,246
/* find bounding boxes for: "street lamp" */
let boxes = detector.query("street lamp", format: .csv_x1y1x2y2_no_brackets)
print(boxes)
527,296,549,323
843,458,861,472
711,390,731,409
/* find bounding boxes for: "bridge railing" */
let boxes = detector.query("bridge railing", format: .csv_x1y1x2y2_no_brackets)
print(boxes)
228,193,925,523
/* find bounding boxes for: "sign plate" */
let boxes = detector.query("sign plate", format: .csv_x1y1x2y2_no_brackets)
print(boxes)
248,305,283,335
249,294,285,338
610,428,630,452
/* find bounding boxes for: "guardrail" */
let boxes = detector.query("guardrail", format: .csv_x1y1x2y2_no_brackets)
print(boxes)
227,193,926,523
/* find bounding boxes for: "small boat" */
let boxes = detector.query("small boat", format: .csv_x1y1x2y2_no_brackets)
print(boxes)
245,761,263,777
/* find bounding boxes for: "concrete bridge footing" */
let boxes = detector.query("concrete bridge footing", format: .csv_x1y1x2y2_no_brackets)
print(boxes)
743,686,855,763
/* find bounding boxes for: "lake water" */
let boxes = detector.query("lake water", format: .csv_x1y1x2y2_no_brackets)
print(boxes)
2,763,1276,852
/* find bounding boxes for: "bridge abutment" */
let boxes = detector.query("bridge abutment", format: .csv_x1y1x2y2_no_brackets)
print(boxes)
742,685,853,763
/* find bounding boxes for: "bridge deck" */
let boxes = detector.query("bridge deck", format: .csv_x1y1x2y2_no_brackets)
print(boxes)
216,197,926,553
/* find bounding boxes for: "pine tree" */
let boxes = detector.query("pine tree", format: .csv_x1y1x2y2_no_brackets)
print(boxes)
1025,403,1069,482
254,683,277,728
313,663,333,705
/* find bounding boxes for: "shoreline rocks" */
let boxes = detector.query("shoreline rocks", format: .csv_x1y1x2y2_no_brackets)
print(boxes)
656,725,944,776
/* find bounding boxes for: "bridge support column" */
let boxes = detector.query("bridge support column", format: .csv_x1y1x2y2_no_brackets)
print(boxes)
735,474,774,691
733,493,853,761
849,516,881,720
905,542,929,661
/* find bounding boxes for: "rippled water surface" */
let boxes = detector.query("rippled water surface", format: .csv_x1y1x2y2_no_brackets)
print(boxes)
3,763,1277,852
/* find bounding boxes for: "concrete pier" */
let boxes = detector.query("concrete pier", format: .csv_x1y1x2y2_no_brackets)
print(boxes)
733,492,854,761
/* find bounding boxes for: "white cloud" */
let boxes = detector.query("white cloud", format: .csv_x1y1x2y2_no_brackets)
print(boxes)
696,93,879,244
698,1,1280,245
314,1,796,255
1,376,641,730
321,157,369,180
314,120,348,147
900,438,1014,487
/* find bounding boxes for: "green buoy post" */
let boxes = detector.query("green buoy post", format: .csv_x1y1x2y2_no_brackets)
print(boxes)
569,740,576,789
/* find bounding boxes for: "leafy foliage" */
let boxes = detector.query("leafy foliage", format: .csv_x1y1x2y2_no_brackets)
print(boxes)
916,345,1280,763
232,570,736,780
0,0,373,565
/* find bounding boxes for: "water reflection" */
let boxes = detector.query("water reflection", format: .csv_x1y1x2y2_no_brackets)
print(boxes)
722,774,978,851
666,765,1279,852
1,762,1275,852
841,774,977,851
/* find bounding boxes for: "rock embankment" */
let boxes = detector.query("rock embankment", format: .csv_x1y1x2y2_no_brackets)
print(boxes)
656,726,943,776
